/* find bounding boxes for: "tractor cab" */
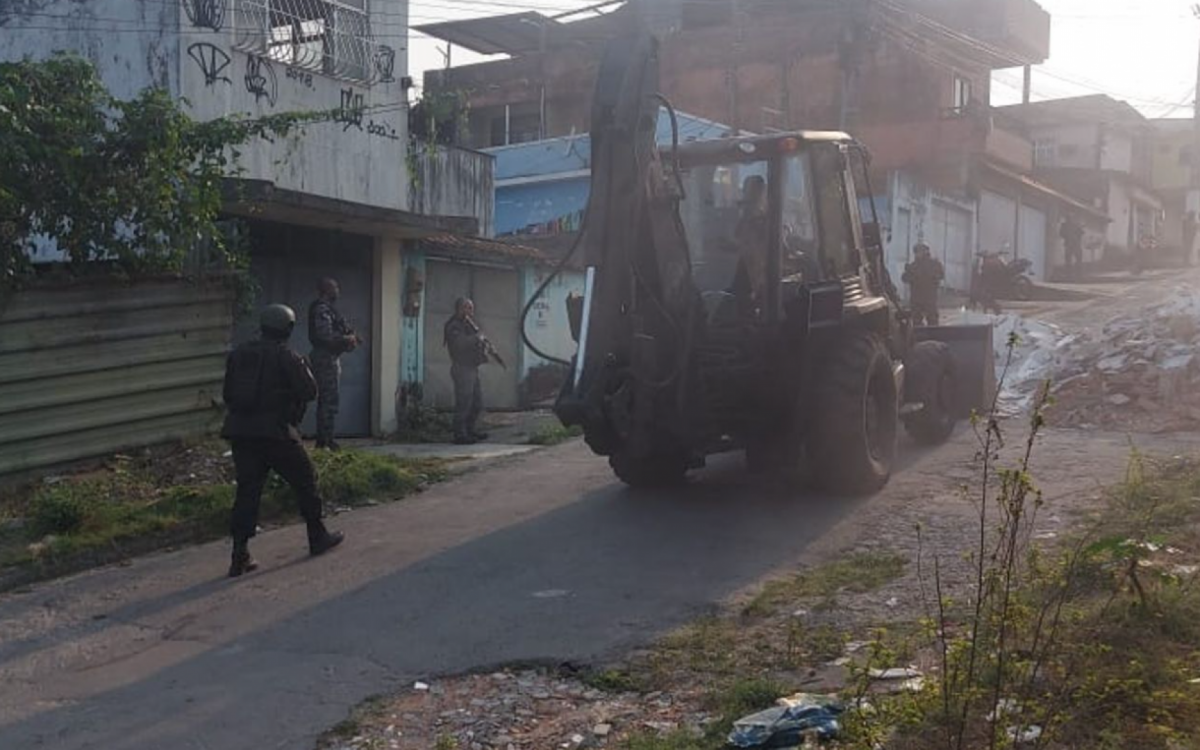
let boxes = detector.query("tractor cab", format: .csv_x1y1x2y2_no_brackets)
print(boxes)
672,132,891,333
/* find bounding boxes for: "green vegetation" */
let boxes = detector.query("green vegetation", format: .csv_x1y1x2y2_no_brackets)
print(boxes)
1,55,327,298
1,444,445,583
526,423,583,446
743,551,908,617
582,667,647,694
619,677,787,750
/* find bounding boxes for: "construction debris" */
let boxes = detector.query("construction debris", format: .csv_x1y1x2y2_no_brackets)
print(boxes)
966,288,1200,431
727,694,844,748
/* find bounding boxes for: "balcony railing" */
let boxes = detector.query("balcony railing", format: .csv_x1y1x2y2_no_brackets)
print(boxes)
232,0,386,84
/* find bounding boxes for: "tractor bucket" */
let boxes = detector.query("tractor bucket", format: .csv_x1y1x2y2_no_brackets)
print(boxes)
915,325,996,418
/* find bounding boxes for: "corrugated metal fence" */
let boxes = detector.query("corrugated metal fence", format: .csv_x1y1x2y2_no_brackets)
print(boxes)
0,281,234,476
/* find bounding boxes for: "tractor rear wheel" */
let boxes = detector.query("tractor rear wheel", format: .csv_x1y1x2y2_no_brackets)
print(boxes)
903,340,958,445
809,331,898,495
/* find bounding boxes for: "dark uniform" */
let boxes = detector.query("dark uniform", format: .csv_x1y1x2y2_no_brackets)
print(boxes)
444,315,487,442
221,306,342,576
1060,218,1084,277
308,298,356,448
903,254,945,327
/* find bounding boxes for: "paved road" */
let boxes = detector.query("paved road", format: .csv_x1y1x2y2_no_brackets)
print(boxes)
0,428,1192,750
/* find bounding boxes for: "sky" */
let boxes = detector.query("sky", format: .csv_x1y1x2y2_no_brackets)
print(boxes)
407,0,1200,120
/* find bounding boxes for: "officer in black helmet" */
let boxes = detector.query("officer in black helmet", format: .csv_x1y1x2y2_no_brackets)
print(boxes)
221,304,344,578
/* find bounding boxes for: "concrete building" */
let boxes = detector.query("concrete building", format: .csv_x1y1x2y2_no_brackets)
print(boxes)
1151,118,1195,256
1000,95,1164,265
1,0,495,437
419,0,1093,292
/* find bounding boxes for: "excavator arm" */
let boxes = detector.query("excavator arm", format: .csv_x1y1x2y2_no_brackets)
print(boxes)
554,27,698,463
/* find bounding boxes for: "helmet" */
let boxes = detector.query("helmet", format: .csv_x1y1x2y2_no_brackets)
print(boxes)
260,304,296,339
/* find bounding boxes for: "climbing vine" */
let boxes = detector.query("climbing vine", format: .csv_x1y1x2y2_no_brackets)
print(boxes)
406,87,471,189
0,54,327,295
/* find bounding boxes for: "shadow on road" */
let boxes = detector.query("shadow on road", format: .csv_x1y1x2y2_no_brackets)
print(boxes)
0,439,943,750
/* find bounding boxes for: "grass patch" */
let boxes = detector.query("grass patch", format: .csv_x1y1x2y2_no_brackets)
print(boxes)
742,552,907,617
526,423,583,446
583,667,646,694
2,445,446,585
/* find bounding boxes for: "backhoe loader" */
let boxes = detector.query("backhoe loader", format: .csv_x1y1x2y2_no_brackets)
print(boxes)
537,29,991,493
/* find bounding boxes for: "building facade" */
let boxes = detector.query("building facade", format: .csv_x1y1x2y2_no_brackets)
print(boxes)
1,0,499,437
1001,95,1164,264
420,0,1093,291
1151,118,1195,255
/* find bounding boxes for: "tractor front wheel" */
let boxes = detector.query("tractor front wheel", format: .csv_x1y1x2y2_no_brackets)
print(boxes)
809,332,898,495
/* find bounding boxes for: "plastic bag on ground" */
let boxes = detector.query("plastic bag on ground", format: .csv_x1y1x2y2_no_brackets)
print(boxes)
726,694,844,747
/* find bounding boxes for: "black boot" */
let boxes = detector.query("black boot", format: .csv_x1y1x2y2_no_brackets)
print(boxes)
307,521,345,557
229,540,258,578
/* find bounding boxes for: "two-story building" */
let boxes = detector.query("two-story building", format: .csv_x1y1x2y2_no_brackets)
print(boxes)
0,0,500,438
1000,95,1163,265
418,0,1101,292
1151,118,1195,256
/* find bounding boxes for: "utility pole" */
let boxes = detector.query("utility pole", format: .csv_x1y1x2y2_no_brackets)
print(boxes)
729,0,743,135
1192,5,1200,221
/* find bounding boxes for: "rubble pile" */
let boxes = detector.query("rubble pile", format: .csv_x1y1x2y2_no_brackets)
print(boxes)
982,288,1200,431
321,670,711,750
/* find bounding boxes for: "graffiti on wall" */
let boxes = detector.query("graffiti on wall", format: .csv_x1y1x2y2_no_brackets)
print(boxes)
182,0,227,31
187,43,232,87
334,87,399,140
244,55,278,106
500,208,585,238
367,120,400,141
286,65,315,89
335,88,365,131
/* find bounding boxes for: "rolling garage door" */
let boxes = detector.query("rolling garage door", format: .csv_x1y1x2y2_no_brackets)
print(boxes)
423,259,521,410
929,201,973,292
235,221,374,437
1019,205,1047,280
980,191,1018,260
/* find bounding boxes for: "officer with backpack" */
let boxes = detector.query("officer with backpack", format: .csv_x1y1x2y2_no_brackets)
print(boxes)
221,304,344,578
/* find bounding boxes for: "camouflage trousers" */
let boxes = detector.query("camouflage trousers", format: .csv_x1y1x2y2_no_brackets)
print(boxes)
311,352,341,446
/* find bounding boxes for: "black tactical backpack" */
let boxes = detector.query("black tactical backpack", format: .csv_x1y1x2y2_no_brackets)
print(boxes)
226,342,271,413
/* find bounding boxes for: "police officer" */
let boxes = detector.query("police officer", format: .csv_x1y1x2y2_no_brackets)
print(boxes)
903,243,945,327
221,304,344,578
444,298,489,445
1060,214,1084,278
308,278,360,450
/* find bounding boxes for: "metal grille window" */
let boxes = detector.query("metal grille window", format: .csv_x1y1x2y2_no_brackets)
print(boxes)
235,0,374,82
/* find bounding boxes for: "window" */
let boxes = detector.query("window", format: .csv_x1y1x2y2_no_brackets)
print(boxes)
235,0,373,82
951,75,972,116
1033,139,1057,167
811,146,859,278
486,104,542,146
781,153,818,280
678,159,770,299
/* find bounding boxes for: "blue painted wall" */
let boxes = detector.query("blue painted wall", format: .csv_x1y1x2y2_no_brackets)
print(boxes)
488,110,732,239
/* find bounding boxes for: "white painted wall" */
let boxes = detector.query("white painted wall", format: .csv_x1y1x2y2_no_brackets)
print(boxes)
521,267,585,379
181,1,409,211
1099,129,1135,174
0,0,410,213
1107,180,1133,250
886,172,977,295
1030,122,1135,174
0,1,181,100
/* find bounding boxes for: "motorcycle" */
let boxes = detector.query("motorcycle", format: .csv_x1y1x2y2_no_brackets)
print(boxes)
969,251,1034,311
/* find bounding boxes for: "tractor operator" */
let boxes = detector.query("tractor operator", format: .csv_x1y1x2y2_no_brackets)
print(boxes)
733,175,769,317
